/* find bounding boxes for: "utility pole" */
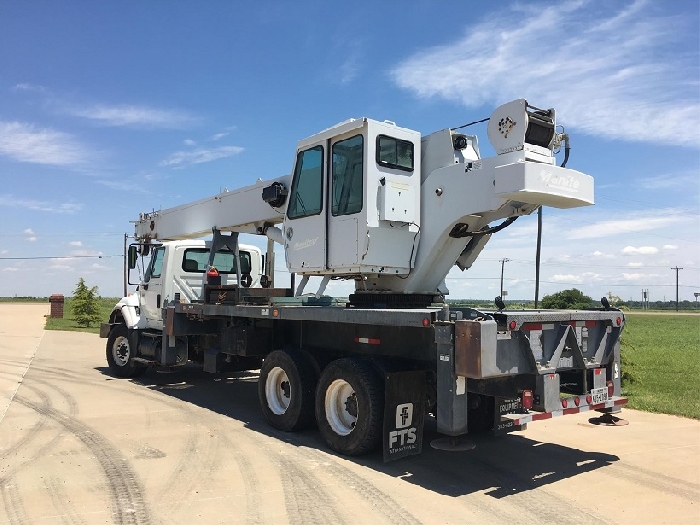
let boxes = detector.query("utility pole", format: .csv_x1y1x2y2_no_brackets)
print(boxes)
499,258,510,297
671,267,683,311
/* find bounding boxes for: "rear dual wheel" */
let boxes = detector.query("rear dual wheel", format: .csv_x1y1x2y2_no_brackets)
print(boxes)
258,349,317,431
315,359,384,456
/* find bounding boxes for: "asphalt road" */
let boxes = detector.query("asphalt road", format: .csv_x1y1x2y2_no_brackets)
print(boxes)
1,304,698,524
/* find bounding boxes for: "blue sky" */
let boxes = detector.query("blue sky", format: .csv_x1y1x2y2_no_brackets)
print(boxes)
1,0,698,302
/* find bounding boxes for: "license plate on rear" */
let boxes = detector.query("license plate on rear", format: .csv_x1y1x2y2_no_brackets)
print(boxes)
590,387,608,404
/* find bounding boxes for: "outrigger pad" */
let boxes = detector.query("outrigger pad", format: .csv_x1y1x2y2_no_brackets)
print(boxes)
430,437,476,452
588,413,629,426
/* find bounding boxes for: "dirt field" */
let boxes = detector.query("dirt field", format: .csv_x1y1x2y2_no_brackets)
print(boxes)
1,303,699,524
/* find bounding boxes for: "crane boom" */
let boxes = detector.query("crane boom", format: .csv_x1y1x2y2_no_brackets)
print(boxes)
134,175,290,242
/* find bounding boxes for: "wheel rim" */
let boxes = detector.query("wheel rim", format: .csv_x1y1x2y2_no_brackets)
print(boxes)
112,335,130,367
325,379,357,436
265,366,291,415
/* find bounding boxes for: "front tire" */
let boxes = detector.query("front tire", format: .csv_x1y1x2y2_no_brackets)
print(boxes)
258,349,317,431
106,324,146,378
315,358,384,456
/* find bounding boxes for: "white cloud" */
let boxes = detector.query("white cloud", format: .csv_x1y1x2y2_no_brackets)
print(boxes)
210,133,228,141
69,241,82,246
621,246,658,255
70,249,103,257
0,195,82,214
566,211,691,240
48,264,73,271
628,262,643,267
23,228,34,235
391,1,700,147
183,139,196,146
159,146,244,167
13,83,48,93
2,267,19,272
0,250,7,254
26,236,36,242
592,250,616,259
663,245,678,250
95,179,149,193
67,104,197,128
551,274,583,283
640,172,700,190
0,121,91,165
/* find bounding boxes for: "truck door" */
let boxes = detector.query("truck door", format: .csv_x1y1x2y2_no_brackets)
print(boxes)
140,245,165,330
327,134,363,268
284,143,326,271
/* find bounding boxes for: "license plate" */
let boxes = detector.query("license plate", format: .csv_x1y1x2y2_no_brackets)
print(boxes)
590,387,608,404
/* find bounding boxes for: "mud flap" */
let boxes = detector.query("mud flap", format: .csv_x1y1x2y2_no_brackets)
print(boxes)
383,371,426,462
493,397,526,436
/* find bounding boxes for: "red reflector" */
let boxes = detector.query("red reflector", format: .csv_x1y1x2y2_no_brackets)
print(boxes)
207,267,219,276
521,390,533,410
586,395,592,404
422,318,430,327
574,397,581,406
509,320,517,330
594,368,603,375
607,380,614,397
524,323,542,331
616,317,622,326
354,337,381,345
561,399,568,409
585,320,597,327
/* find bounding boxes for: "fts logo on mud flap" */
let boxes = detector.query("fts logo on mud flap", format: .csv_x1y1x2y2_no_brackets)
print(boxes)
389,403,417,451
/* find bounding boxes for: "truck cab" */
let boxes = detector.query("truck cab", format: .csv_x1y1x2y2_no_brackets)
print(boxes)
111,240,264,331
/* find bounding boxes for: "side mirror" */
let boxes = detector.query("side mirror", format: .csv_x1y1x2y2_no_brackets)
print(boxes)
128,245,139,269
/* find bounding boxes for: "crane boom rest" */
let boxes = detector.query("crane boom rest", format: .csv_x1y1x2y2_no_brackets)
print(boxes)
106,100,627,462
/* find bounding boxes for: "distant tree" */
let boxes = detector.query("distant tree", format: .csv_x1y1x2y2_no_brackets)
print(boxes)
541,288,594,309
72,277,101,327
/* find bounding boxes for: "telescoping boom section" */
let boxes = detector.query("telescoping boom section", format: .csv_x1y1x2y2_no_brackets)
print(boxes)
107,99,625,462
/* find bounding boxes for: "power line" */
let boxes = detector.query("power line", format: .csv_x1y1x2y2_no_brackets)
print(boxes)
0,255,122,260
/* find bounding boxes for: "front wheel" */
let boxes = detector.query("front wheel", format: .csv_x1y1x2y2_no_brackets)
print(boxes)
106,325,146,378
258,349,317,431
315,359,384,456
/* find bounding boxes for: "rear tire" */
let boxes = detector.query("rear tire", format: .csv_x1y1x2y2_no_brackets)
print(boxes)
315,358,384,456
258,349,317,431
106,325,146,378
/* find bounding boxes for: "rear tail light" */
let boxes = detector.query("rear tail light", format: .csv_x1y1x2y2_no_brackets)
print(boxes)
561,399,568,409
586,394,592,404
607,380,614,397
521,390,533,410
574,396,581,406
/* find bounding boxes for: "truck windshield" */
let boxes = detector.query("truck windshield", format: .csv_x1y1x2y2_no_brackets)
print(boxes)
181,249,252,274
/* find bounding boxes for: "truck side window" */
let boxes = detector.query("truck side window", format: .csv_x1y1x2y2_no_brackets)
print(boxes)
332,134,364,216
376,135,414,172
182,248,252,275
287,146,324,219
145,246,165,282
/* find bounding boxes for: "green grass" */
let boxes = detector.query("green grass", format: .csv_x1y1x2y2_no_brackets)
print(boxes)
44,297,120,334
621,313,700,419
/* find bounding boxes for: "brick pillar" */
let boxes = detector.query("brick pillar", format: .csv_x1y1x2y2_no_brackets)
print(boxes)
49,294,65,318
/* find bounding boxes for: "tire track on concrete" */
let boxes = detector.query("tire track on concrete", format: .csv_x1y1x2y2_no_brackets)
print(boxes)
605,461,700,503
1,482,29,525
279,455,347,525
0,382,52,462
14,395,151,525
284,446,422,525
44,477,88,525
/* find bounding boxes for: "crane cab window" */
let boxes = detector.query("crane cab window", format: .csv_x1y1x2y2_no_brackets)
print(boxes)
332,134,364,216
376,135,414,172
287,146,324,219
181,248,252,274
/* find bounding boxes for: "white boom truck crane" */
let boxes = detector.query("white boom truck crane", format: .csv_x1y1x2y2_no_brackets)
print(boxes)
102,99,627,460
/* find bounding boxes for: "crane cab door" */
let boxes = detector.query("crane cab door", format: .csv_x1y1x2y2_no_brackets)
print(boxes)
284,143,326,272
